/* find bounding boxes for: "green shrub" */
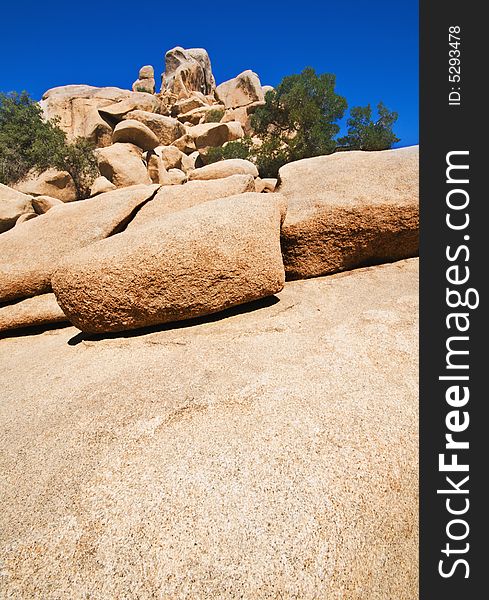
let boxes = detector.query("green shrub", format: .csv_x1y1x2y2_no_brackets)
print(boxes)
204,108,225,123
338,102,400,150
0,91,98,199
206,137,254,163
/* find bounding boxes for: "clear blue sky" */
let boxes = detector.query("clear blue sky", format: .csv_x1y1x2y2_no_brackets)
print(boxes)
0,0,418,147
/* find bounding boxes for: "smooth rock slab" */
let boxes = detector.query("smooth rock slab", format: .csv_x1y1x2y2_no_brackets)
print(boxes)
0,293,67,333
52,193,287,333
0,184,34,233
278,146,419,279
0,259,418,599
0,185,159,302
189,158,258,180
126,174,255,228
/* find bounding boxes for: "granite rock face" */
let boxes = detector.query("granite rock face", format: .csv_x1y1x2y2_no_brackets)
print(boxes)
52,192,287,333
0,259,419,599
278,146,419,279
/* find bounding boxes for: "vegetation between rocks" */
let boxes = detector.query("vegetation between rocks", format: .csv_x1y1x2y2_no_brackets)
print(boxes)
0,91,98,199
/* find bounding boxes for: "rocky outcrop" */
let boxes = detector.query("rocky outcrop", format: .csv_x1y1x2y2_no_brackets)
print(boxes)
96,143,151,187
186,122,244,149
0,293,67,333
0,184,34,234
52,193,286,333
216,70,265,109
132,65,156,94
90,176,117,196
0,184,159,302
161,47,216,98
13,168,77,202
278,146,419,279
126,174,255,228
112,120,159,151
189,159,258,181
123,111,185,146
40,85,130,147
31,196,64,214
98,93,160,127
0,259,418,599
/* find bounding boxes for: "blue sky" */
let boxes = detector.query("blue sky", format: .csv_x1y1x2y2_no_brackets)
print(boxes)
0,1,418,147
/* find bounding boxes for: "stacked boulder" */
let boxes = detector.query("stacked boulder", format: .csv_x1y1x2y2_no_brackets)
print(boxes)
0,46,419,336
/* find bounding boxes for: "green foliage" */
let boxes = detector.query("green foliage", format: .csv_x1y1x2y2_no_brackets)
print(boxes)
51,137,99,200
338,102,400,150
251,67,347,174
0,91,65,185
204,108,225,123
206,137,254,163
0,91,98,199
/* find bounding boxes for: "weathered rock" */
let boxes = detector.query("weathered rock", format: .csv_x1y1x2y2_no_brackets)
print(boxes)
172,93,209,115
189,159,258,181
177,105,225,126
112,120,159,151
171,133,196,154
167,169,186,185
15,213,38,226
278,146,419,279
0,259,418,599
254,177,277,193
216,70,265,109
0,185,159,302
52,192,286,334
186,122,244,149
96,143,152,187
262,85,274,95
40,85,131,147
98,93,160,127
127,174,256,229
132,65,156,94
90,176,117,197
181,150,203,173
161,47,216,98
0,293,67,333
0,184,34,233
147,154,172,185
31,196,64,214
123,111,185,145
154,145,186,170
14,169,77,202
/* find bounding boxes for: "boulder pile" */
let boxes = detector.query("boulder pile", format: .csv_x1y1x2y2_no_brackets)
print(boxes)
0,47,419,334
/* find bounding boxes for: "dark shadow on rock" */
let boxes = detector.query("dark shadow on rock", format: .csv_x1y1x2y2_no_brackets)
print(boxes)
68,295,281,346
0,321,71,340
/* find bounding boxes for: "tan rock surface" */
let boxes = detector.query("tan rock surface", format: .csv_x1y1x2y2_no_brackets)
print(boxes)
132,65,156,94
216,70,265,108
31,195,64,214
112,119,159,151
278,146,419,279
14,168,77,202
90,176,117,197
0,185,159,302
187,121,244,149
0,259,418,599
123,110,185,145
0,184,34,233
189,158,258,180
161,47,216,98
40,85,131,147
96,143,152,187
98,93,160,127
127,174,255,228
52,193,286,333
0,293,67,333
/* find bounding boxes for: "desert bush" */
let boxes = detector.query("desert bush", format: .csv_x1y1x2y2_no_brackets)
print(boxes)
0,91,98,198
338,102,400,150
206,137,254,163
204,108,225,123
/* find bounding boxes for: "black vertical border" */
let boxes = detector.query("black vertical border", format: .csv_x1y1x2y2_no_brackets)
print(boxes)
420,1,485,598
